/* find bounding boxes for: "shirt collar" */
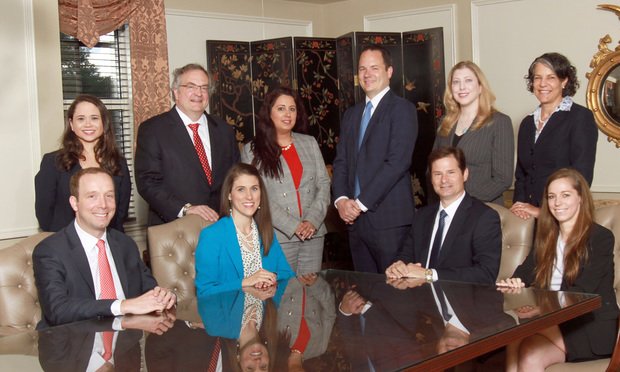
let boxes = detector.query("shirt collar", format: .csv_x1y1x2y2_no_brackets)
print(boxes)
366,86,390,109
175,106,207,126
530,95,573,117
74,219,108,252
439,190,467,217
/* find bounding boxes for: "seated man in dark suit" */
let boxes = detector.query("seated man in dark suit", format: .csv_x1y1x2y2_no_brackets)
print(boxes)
33,168,176,329
385,146,501,284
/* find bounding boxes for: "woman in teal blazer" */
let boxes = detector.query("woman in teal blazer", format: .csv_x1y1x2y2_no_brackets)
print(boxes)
195,163,294,297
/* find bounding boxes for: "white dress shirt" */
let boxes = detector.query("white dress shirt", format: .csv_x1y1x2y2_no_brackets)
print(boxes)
74,221,127,315
425,191,467,280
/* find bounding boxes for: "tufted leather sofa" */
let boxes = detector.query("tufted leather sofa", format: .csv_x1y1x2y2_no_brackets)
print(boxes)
147,215,212,303
486,203,536,282
0,232,52,335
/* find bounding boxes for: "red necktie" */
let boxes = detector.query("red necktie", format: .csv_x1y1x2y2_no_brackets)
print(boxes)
97,239,116,361
208,337,221,372
188,123,213,185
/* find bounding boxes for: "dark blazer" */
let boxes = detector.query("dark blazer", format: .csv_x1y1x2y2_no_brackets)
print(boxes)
395,193,502,284
34,150,131,232
33,222,157,328
513,223,618,360
135,106,240,226
514,102,597,206
332,89,418,229
433,111,514,204
38,318,142,372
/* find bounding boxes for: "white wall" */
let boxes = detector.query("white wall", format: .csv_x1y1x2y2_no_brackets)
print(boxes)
364,5,457,78
473,0,620,192
165,9,312,73
0,0,41,239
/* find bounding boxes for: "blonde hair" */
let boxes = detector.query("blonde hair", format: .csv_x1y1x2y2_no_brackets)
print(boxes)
438,61,497,136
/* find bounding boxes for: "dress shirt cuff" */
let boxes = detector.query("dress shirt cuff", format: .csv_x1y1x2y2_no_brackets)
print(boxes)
338,301,373,316
111,300,122,316
355,199,368,212
112,317,124,331
334,196,348,208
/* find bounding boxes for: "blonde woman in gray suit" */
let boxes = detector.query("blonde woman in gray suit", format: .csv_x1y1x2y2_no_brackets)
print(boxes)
241,87,330,274
433,61,514,205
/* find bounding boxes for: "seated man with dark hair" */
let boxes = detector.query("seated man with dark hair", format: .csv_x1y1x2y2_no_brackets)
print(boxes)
385,146,501,284
33,167,176,329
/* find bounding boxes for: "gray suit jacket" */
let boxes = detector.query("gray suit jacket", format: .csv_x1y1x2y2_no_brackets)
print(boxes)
277,277,336,359
241,132,330,243
434,111,514,205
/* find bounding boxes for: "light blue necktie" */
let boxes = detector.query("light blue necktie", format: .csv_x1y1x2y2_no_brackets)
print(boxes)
355,101,373,197
357,101,373,149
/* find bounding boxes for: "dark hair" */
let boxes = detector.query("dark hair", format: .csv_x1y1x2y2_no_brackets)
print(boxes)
439,61,497,136
360,44,393,68
250,87,308,179
533,168,594,288
170,63,213,101
57,94,123,175
525,52,579,97
219,163,274,255
428,146,467,174
69,167,114,198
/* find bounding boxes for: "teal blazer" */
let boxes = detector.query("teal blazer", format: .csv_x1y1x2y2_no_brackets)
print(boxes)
195,216,294,297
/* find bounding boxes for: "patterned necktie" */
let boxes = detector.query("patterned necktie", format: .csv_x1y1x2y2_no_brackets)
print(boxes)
429,210,448,268
208,337,221,372
97,239,116,362
188,123,213,185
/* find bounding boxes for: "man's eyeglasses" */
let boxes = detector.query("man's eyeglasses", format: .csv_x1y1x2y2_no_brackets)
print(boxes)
179,84,210,93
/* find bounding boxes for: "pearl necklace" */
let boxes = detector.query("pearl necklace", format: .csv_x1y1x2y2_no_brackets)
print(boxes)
281,142,293,151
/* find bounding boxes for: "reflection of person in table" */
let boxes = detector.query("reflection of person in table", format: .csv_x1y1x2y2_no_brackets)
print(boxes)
277,273,336,371
498,168,619,369
198,282,289,372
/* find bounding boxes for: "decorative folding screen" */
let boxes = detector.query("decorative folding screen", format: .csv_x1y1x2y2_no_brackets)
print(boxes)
207,28,445,205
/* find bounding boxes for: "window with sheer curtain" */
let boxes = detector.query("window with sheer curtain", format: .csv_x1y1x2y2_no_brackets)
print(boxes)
60,24,136,221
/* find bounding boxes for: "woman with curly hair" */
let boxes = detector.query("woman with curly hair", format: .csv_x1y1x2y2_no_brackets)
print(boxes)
511,53,598,220
241,87,330,274
498,168,618,369
35,94,131,232
433,61,514,205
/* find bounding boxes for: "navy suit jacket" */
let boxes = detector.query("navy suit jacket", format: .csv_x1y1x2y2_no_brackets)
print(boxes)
38,318,142,372
135,107,240,226
332,89,418,229
395,193,502,284
35,151,131,232
33,222,157,328
514,102,597,206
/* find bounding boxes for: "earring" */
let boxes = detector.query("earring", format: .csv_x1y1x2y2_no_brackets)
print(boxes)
257,205,261,210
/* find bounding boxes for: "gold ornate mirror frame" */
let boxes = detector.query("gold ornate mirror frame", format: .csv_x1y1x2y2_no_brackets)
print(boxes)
586,4,620,148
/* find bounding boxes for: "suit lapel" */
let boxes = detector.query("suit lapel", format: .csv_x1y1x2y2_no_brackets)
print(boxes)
417,205,439,262
536,110,567,144
437,194,472,264
169,107,211,186
206,113,225,187
66,223,97,298
359,90,392,149
223,217,244,277
108,231,129,296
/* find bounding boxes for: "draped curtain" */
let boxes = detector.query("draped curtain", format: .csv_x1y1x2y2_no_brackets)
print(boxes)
58,0,170,131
